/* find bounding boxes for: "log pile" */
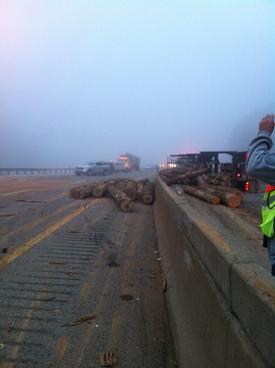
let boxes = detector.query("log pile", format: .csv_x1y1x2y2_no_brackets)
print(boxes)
69,178,154,212
159,167,243,208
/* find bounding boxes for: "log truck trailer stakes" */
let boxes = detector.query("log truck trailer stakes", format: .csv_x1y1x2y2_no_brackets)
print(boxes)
166,151,253,192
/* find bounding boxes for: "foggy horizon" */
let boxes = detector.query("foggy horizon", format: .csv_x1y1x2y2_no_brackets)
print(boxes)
1,0,275,167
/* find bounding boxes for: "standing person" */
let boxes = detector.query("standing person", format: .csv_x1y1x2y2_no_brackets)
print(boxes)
246,114,275,276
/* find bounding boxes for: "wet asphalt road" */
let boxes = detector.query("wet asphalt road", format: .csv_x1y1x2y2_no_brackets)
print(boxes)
0,171,176,368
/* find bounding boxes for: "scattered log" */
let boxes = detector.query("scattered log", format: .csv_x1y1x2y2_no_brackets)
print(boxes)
135,179,149,201
116,180,137,201
69,184,95,199
107,185,135,212
159,168,187,178
165,168,209,185
92,181,114,198
206,178,230,187
182,185,220,205
197,175,243,199
142,182,155,205
204,184,243,199
203,188,241,208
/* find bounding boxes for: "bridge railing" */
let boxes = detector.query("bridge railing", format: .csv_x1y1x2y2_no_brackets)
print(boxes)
0,168,75,176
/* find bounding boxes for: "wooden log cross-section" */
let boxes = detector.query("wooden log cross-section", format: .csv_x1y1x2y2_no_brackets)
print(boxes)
142,182,155,205
107,185,135,212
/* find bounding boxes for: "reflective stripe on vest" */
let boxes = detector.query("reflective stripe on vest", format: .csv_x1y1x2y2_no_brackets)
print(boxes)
260,185,275,238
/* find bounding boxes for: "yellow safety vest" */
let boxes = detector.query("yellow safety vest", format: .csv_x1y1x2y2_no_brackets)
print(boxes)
260,185,275,238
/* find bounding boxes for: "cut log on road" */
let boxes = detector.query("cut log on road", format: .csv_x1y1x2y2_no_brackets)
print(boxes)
107,185,135,212
182,185,220,205
136,180,148,201
69,184,95,199
142,182,155,205
92,181,114,198
116,180,137,201
165,168,209,185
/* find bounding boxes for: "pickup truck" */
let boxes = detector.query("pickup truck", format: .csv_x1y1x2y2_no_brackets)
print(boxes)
74,161,111,176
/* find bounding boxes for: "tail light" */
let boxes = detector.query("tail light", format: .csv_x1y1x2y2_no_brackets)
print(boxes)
245,181,250,192
236,172,241,178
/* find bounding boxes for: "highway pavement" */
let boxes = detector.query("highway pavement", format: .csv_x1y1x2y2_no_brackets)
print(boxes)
0,171,176,368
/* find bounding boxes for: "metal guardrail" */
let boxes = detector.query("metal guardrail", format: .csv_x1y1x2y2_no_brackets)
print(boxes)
0,168,74,176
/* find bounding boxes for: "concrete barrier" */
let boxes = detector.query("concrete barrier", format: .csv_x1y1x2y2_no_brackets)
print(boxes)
154,176,275,368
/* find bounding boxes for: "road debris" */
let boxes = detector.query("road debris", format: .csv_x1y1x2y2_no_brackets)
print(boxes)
162,276,167,293
7,322,14,332
63,314,96,327
16,199,46,203
99,351,117,367
120,294,133,301
0,213,16,218
42,296,55,302
69,178,154,212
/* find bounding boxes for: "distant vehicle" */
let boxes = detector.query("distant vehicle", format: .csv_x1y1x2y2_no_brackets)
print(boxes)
111,161,129,173
143,164,158,170
74,161,111,176
118,153,140,171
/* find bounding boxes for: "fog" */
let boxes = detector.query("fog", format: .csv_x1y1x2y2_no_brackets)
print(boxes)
0,0,274,167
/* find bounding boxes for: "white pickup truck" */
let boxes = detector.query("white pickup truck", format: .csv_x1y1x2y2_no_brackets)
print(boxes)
74,161,111,176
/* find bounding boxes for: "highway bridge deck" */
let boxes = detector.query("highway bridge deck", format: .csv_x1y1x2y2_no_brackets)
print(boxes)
0,172,176,368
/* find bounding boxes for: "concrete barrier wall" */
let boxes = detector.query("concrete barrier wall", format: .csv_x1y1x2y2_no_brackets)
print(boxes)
154,176,275,368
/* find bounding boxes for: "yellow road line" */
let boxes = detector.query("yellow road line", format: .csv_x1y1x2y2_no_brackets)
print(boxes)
0,200,99,270
0,291,45,368
1,189,32,197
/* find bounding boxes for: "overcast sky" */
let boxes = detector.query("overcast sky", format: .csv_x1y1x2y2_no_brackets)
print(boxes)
0,0,274,167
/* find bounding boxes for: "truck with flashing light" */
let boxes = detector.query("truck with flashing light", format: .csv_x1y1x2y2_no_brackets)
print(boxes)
118,153,140,171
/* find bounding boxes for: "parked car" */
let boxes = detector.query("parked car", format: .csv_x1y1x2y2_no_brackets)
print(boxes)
74,161,111,176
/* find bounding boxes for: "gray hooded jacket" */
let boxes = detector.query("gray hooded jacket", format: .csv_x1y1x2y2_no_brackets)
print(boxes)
246,130,275,185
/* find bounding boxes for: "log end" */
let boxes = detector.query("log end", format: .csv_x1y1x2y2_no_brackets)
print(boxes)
69,187,82,199
120,199,135,212
226,195,241,208
142,194,154,205
212,196,221,205
92,188,104,198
